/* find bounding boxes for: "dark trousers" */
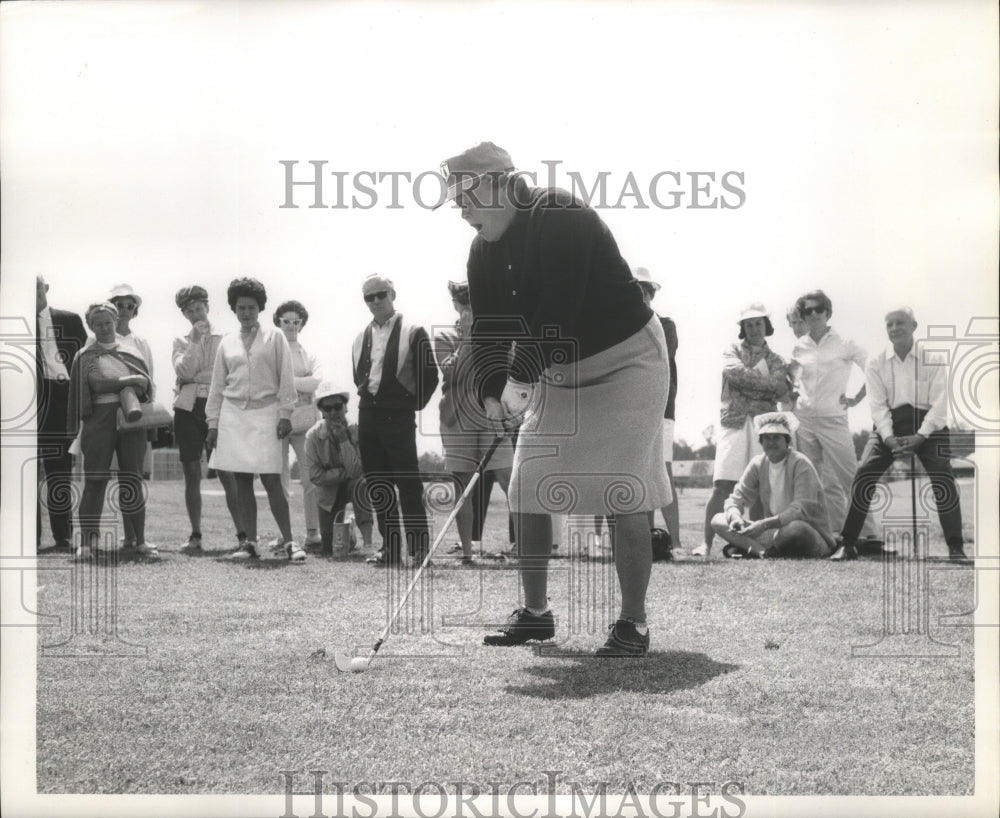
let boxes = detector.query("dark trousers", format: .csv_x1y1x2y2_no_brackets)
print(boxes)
37,378,75,545
842,407,963,547
318,484,349,555
317,479,373,554
358,407,429,558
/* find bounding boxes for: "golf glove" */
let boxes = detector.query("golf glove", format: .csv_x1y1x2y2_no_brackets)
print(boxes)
501,378,535,424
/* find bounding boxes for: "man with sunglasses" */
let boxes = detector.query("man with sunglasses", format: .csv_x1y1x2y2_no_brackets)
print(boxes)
352,275,439,566
303,385,373,555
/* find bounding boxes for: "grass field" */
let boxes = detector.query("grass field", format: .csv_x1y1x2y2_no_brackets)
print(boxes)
34,477,977,796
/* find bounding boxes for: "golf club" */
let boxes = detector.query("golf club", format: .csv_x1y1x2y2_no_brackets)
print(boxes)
333,435,505,673
910,452,919,557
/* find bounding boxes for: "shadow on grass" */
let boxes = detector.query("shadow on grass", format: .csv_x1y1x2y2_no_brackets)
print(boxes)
505,648,739,699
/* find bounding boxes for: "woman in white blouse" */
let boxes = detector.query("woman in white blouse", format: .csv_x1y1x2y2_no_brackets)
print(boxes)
273,300,323,548
206,278,305,562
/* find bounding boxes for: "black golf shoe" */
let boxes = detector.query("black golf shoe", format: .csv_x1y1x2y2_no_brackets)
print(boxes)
948,546,973,566
483,608,555,646
595,619,650,657
829,540,858,561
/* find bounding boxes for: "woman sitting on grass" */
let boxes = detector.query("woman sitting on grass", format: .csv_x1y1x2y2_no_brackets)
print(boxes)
711,412,835,559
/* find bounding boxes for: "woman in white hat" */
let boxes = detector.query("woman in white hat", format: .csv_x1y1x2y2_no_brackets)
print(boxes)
693,304,791,557
68,302,159,559
108,282,156,549
302,385,373,555
710,411,836,558
437,141,671,656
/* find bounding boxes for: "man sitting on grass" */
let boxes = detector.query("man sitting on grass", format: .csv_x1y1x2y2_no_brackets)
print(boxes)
711,412,836,559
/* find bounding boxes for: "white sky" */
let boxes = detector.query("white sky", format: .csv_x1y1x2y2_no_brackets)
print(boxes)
1,0,997,452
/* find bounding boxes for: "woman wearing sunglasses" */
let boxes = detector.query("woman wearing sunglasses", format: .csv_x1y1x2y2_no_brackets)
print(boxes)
436,142,671,657
302,385,373,555
790,289,869,534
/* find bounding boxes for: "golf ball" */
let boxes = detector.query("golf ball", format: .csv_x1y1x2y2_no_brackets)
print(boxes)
349,657,368,673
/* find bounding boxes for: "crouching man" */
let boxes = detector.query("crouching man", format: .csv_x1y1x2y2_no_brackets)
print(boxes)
711,412,836,558
830,307,970,564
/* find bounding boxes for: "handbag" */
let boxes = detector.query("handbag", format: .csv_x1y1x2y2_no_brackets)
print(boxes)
330,511,357,558
290,402,318,434
117,401,173,432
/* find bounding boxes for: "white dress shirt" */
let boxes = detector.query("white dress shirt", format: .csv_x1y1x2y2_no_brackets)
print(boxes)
366,313,399,395
37,307,69,380
866,344,949,439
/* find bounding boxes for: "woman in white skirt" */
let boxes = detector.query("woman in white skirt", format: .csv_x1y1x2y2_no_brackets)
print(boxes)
693,304,791,557
205,278,305,562
437,142,671,657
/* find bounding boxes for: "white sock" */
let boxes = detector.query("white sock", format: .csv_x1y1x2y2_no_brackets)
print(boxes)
526,605,550,616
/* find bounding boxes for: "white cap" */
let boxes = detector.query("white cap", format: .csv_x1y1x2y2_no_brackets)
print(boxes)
108,283,142,307
755,411,799,436
738,302,770,323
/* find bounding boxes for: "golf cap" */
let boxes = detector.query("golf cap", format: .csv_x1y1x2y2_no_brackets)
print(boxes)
738,302,770,323
362,274,394,295
433,142,516,210
448,280,469,299
175,285,209,309
632,267,660,292
755,411,799,437
315,383,351,405
108,283,142,308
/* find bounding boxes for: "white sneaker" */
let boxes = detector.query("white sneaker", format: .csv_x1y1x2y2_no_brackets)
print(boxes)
286,541,307,562
135,542,160,558
691,542,711,557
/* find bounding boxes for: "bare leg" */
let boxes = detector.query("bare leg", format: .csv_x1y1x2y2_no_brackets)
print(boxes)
702,480,736,546
663,462,680,545
182,460,202,534
613,513,653,623
452,472,475,557
216,469,244,536
233,473,257,541
517,512,553,611
260,473,293,543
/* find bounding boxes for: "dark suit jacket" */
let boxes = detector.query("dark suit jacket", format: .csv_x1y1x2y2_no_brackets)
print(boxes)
37,307,88,434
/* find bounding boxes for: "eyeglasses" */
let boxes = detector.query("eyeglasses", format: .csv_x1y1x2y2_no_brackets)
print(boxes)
364,291,389,303
112,300,137,312
800,305,825,317
319,401,346,413
280,317,302,325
